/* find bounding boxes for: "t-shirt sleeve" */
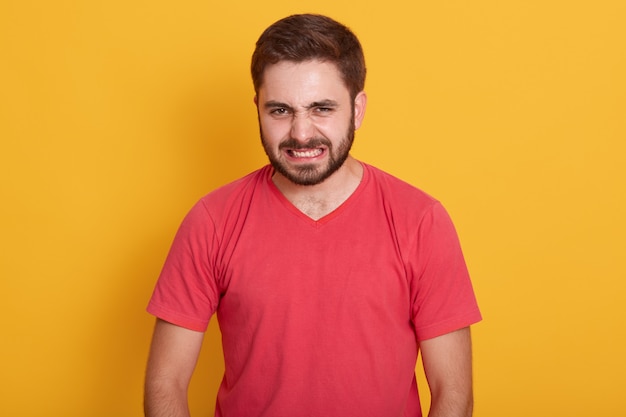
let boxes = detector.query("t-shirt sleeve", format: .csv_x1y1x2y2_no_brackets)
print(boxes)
409,202,482,341
146,199,220,332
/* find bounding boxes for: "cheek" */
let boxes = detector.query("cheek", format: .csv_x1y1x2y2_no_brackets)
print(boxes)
260,118,289,141
317,118,350,137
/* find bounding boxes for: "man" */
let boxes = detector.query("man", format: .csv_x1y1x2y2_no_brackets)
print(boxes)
145,13,481,417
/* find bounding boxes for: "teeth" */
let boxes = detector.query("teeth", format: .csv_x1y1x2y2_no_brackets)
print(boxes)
291,149,323,158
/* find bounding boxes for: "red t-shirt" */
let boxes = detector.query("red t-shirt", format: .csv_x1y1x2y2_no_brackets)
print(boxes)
148,163,481,417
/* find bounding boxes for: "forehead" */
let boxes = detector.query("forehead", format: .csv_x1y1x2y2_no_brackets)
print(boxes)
259,60,350,102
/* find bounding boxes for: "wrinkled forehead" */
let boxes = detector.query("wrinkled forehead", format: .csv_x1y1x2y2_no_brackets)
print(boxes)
258,60,351,102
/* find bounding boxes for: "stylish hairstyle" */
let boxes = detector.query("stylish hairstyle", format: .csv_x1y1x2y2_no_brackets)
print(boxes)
251,14,366,100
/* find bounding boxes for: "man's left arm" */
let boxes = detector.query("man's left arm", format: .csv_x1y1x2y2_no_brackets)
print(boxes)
420,327,474,417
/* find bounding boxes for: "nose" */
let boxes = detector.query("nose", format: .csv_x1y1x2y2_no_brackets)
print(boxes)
290,112,314,142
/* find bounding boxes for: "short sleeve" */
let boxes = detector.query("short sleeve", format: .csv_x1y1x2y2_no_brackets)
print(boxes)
146,199,220,332
409,202,482,341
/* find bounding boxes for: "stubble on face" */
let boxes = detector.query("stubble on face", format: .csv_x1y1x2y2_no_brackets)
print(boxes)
261,119,355,186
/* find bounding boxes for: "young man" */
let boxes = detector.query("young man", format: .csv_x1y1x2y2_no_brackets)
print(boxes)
145,14,481,417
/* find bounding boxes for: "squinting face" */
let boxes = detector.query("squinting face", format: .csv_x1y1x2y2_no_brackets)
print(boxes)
256,60,365,186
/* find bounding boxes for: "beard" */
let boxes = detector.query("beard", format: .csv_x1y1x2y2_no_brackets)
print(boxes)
261,121,355,187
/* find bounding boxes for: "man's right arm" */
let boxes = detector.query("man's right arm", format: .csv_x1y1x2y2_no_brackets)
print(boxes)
144,318,205,417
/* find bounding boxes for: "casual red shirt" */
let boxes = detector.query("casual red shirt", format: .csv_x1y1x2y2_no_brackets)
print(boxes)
148,163,481,417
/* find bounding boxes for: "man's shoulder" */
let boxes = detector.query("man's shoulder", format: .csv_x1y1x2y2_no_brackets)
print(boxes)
191,165,271,219
363,162,438,206
202,166,270,201
361,163,459,242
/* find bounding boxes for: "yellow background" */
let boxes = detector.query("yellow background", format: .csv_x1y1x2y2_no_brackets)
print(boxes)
1,1,624,415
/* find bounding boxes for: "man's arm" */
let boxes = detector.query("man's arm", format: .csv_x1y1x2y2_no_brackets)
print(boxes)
144,318,205,417
420,327,474,417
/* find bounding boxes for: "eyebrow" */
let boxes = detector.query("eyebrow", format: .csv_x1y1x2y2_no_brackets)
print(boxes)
263,99,339,110
307,100,339,109
264,101,292,110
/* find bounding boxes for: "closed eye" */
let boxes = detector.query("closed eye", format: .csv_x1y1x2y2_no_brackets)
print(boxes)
309,100,338,115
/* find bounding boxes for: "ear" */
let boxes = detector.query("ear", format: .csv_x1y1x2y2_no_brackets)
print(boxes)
253,95,259,106
353,91,367,130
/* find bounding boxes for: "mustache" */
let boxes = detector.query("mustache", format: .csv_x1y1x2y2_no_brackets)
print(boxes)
279,137,332,150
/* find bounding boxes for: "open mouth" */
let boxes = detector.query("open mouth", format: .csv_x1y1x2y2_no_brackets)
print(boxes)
287,148,324,158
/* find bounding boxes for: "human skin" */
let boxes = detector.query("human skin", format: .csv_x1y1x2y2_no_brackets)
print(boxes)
421,327,474,417
255,59,367,219
144,59,475,417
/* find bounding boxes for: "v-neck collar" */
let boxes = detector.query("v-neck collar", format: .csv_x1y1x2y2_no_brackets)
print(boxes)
265,162,369,228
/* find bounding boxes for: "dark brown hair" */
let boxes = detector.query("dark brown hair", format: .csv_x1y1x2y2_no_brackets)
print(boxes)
251,14,366,100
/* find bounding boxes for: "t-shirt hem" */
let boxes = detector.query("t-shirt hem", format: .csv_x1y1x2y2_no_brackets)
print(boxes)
146,301,209,332
416,309,482,342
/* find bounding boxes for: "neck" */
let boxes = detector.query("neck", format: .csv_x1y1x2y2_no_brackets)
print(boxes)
272,156,363,220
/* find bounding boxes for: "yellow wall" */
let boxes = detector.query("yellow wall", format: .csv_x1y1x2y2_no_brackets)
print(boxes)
1,1,624,415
